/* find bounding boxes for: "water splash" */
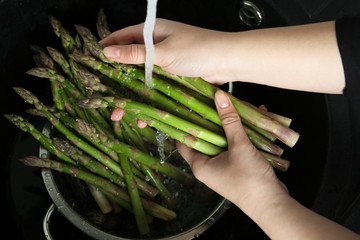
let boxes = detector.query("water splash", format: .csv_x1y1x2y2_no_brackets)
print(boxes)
156,130,168,164
143,0,158,87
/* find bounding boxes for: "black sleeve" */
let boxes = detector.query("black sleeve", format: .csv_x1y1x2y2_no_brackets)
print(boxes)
335,15,360,96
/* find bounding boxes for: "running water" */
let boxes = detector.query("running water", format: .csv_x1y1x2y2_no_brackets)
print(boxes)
143,0,158,87
156,130,169,165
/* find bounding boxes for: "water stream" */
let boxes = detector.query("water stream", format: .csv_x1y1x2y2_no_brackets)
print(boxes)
143,0,158,87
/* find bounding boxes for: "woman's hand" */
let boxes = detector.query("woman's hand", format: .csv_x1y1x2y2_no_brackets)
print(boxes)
100,18,235,85
177,90,288,215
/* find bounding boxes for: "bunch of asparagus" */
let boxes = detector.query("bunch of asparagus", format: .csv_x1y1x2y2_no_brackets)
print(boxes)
5,8,299,236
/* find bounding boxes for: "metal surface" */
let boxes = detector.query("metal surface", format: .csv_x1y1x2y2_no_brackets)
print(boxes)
43,204,56,240
39,85,235,240
238,1,264,27
40,121,231,240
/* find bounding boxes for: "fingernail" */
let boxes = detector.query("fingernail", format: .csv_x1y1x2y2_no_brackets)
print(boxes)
215,90,230,109
103,46,120,58
137,119,147,128
111,107,124,121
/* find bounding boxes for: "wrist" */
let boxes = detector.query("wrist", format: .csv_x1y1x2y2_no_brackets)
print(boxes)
234,179,291,226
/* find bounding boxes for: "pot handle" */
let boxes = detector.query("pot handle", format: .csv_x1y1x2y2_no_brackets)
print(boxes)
43,203,56,240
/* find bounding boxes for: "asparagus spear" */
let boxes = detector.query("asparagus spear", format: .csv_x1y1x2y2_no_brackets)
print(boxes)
13,87,128,181
74,29,221,127
86,183,113,214
78,96,228,148
4,114,120,212
19,156,176,221
72,112,194,186
23,98,157,197
4,114,75,165
72,70,183,161
48,15,76,54
126,111,224,156
68,50,224,135
119,116,178,210
96,8,111,40
26,67,114,137
52,137,127,188
128,66,224,126
46,46,73,80
159,74,300,147
72,116,148,181
118,153,150,235
15,87,193,185
260,151,290,172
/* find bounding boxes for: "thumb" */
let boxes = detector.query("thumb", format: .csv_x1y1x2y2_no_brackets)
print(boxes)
215,90,248,147
103,44,146,64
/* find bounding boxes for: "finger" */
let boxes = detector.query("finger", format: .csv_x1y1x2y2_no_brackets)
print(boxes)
110,107,125,121
103,44,146,64
214,90,248,147
99,23,145,46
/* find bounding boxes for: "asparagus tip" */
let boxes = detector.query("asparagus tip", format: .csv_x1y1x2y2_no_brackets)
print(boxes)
19,156,44,167
76,97,108,109
13,87,38,104
26,67,54,79
26,108,46,118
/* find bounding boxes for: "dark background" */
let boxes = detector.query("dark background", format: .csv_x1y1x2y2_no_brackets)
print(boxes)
2,0,360,239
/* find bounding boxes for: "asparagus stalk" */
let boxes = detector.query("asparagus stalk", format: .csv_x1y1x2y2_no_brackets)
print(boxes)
72,112,194,186
13,87,127,182
52,137,127,188
73,70,182,161
38,109,157,197
71,70,181,160
15,87,192,186
30,46,68,112
243,125,284,156
118,153,150,235
4,114,121,212
48,15,76,54
260,151,290,172
86,183,113,214
26,67,114,137
162,74,300,147
119,116,178,210
127,66,223,126
96,8,111,40
126,111,224,156
4,114,76,165
98,189,154,224
46,46,73,80
26,108,156,196
19,156,176,221
78,96,228,148
68,49,224,135
122,113,182,162
72,117,148,181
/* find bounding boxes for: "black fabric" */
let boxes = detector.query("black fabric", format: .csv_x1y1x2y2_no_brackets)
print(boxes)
336,15,360,96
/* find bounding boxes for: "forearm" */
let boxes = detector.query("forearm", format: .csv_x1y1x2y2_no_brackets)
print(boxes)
240,194,360,240
222,21,345,94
